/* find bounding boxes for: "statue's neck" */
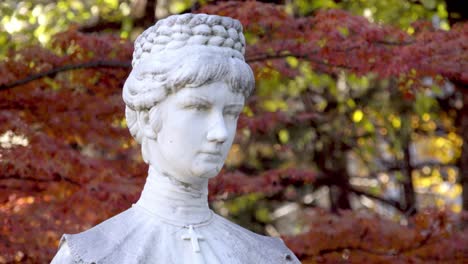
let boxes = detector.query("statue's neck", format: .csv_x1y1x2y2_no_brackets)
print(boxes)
135,166,212,226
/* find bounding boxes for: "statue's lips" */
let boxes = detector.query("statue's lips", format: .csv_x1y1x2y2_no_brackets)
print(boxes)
199,151,222,161
199,151,222,156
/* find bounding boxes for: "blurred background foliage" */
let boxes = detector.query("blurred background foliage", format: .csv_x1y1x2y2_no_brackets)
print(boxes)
1,0,468,263
0,0,457,55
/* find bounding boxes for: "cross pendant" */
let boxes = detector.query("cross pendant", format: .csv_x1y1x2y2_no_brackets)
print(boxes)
181,225,204,253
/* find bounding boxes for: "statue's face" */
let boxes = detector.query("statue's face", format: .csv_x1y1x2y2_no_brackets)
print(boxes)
149,81,244,184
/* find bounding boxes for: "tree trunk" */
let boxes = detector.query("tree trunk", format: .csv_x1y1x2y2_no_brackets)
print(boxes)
400,113,417,216
402,143,416,215
329,173,352,213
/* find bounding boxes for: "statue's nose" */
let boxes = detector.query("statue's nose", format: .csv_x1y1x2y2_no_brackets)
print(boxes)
206,115,228,143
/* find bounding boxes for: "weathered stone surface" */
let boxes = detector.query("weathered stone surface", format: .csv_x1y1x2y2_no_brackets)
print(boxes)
51,13,299,264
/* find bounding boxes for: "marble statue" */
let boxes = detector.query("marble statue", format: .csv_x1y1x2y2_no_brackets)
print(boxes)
51,13,300,264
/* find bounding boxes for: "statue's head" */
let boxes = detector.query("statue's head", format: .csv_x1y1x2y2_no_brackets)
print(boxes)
122,14,254,184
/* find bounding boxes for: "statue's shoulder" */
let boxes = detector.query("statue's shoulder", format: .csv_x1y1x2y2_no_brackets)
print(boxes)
50,240,77,264
212,214,300,263
52,208,300,264
55,208,153,264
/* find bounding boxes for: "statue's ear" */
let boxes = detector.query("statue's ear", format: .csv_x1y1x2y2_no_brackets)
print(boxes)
137,110,158,140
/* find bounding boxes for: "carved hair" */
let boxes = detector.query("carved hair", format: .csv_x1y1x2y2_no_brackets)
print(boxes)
131,13,246,67
122,14,254,144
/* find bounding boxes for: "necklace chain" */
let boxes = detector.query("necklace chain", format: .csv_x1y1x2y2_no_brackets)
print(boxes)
132,203,214,229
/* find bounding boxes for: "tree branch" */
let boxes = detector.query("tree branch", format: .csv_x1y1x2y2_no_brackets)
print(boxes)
0,60,131,91
374,40,414,46
317,246,399,258
0,52,346,92
383,161,457,172
0,174,82,186
246,49,354,70
349,186,405,212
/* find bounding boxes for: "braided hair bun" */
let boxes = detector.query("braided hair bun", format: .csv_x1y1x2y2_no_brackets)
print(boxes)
132,14,246,67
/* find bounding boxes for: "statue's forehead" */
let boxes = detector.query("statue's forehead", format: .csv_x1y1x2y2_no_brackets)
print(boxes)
173,82,245,104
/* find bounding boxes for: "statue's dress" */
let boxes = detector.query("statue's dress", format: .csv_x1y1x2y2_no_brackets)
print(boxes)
51,168,300,264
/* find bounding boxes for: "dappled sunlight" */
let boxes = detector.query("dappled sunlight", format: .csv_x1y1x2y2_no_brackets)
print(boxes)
3,16,25,34
0,194,35,214
413,167,462,213
412,134,462,164
0,131,29,149
0,0,132,54
363,8,374,22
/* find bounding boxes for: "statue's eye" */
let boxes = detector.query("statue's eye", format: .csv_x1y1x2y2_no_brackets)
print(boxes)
194,104,210,111
184,103,210,111
224,110,241,118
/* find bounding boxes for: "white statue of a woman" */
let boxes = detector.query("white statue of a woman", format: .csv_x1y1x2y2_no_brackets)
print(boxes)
51,13,300,264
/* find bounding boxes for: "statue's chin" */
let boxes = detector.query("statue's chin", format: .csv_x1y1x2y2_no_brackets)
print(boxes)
191,163,223,180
